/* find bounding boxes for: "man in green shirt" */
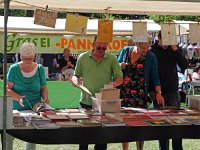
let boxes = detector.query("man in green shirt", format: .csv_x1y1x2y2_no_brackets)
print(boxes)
71,35,123,150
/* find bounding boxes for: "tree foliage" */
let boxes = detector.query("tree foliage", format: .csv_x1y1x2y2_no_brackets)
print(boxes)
148,15,200,23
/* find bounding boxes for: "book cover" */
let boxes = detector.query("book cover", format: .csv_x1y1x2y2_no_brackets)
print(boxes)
13,122,34,129
161,110,187,116
143,110,163,116
34,8,57,28
65,108,82,113
65,14,88,34
56,121,81,128
40,111,56,117
46,115,69,122
160,23,177,45
167,118,192,125
91,115,126,127
132,22,148,42
67,113,89,120
149,115,171,121
145,119,171,126
125,120,149,126
181,108,200,115
24,115,50,123
32,122,61,129
183,118,200,125
77,119,102,127
97,19,113,42
173,115,196,120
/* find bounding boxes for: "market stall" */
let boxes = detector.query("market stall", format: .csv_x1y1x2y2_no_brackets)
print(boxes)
2,0,200,150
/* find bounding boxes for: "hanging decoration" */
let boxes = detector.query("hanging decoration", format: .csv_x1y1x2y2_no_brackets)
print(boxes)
161,23,177,45
34,6,57,28
97,19,113,42
65,14,88,34
132,22,148,42
189,23,200,43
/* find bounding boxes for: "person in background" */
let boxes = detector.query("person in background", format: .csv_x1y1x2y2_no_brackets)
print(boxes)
192,66,200,81
118,37,164,150
194,43,200,66
150,31,188,150
71,35,123,150
6,42,49,150
59,48,76,78
41,53,57,78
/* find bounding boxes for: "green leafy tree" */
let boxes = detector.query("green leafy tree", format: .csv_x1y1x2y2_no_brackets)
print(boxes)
148,15,200,23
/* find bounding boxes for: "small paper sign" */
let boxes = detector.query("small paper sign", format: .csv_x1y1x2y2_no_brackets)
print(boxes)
34,9,57,28
161,24,177,45
132,22,148,42
65,14,88,34
97,20,113,42
189,23,200,43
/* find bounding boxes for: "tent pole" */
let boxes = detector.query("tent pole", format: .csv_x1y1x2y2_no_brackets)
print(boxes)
3,0,10,150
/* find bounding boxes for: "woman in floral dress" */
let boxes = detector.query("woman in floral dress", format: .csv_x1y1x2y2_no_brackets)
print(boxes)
118,38,164,150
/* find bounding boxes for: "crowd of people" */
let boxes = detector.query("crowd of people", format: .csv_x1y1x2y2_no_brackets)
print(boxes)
4,29,200,150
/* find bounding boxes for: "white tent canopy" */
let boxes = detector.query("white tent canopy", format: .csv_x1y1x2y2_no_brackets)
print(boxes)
0,16,160,35
1,0,200,16
173,20,196,35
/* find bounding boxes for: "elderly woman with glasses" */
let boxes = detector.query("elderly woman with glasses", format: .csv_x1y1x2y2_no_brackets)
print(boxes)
118,36,164,150
6,42,49,150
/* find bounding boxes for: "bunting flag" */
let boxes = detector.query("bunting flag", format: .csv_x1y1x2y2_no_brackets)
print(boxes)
65,14,88,34
132,22,148,42
97,19,113,42
161,23,177,45
189,23,200,43
34,9,57,28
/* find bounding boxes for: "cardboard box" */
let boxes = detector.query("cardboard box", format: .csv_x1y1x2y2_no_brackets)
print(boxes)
98,88,120,100
92,97,121,114
0,96,13,129
188,95,200,111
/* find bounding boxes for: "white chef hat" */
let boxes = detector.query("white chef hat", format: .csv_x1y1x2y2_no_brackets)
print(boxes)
20,42,35,57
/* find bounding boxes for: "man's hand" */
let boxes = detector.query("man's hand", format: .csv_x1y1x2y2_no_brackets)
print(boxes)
120,62,127,69
156,93,165,107
70,76,79,87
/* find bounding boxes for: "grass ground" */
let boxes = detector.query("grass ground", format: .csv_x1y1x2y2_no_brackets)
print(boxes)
1,139,199,150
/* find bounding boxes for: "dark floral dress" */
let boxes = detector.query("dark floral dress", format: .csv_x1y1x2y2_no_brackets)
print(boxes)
120,52,148,108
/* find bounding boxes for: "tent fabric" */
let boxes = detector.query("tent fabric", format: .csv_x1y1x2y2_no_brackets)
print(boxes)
1,0,200,16
0,16,160,35
173,20,196,35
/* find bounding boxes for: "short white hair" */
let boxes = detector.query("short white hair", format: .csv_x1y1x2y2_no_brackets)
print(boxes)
20,42,35,57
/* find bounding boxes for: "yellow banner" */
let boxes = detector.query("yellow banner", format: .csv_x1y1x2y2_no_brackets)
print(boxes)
0,34,129,55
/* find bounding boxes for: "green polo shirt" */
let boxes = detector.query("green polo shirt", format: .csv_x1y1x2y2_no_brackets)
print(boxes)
75,51,123,106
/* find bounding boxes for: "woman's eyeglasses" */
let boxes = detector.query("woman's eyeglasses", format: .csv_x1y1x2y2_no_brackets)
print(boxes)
96,46,107,51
